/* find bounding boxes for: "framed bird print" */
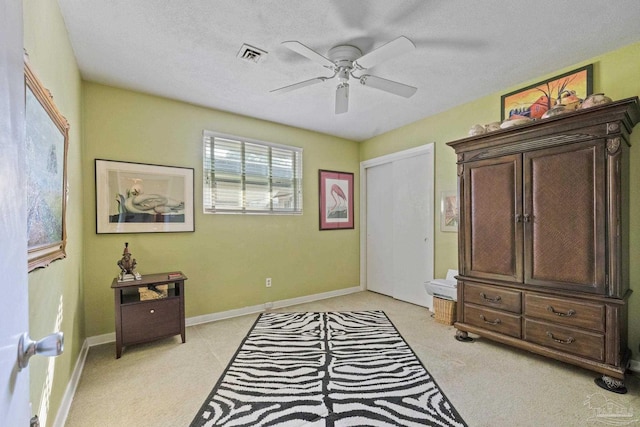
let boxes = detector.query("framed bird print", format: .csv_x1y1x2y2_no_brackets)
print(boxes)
95,159,194,234
319,169,354,230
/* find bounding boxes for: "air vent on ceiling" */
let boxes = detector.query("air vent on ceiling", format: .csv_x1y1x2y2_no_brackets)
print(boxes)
237,44,267,64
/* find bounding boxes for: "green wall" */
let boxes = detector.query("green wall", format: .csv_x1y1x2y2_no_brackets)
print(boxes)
360,41,640,363
21,3,640,424
23,0,84,425
81,83,361,337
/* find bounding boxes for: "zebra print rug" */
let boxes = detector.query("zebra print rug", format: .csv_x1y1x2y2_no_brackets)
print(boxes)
191,311,466,426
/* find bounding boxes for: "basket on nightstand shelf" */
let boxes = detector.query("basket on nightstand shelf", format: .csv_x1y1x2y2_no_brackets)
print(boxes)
138,284,168,300
433,297,456,325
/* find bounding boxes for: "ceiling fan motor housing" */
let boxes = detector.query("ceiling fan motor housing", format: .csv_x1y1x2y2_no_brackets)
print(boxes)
328,45,362,68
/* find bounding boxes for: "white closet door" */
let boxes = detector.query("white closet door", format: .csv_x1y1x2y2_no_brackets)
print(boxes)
366,162,394,296
364,147,434,308
392,153,433,307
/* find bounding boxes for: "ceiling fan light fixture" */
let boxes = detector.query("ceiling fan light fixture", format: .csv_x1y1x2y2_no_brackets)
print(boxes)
335,83,349,114
337,67,350,83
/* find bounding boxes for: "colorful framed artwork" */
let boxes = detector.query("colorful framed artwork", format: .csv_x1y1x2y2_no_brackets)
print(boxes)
95,159,194,233
319,170,354,230
25,61,70,272
500,64,593,121
440,191,458,233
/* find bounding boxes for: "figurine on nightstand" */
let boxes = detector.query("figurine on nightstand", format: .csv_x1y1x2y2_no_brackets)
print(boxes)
117,242,142,282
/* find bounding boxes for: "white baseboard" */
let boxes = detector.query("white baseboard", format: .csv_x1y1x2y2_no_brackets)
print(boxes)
86,331,115,347
54,285,362,426
187,285,363,326
186,302,267,327
271,285,363,309
59,284,639,427
86,285,363,343
52,339,90,427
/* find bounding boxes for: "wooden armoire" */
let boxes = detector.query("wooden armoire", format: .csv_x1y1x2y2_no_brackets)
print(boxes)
447,97,640,392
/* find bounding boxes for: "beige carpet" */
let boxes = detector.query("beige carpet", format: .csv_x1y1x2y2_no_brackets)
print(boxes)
64,291,640,426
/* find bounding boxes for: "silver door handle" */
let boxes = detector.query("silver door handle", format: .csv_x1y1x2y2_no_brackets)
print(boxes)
18,332,64,370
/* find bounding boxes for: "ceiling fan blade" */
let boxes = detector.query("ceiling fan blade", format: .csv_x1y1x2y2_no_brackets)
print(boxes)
282,41,335,69
359,75,417,98
354,36,415,70
335,83,349,114
270,77,328,94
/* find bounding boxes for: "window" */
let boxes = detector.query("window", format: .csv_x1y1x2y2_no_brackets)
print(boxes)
203,131,303,214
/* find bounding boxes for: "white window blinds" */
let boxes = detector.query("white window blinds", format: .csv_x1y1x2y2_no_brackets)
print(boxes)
203,131,303,214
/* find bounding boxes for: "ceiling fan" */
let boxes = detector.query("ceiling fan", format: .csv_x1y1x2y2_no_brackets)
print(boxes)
271,36,418,114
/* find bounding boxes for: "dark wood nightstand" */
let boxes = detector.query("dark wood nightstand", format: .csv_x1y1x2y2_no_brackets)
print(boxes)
111,272,187,358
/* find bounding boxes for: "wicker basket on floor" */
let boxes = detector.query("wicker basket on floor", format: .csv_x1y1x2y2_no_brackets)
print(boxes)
433,297,456,325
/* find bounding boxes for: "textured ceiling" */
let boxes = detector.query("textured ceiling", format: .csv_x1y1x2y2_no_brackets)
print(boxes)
57,0,640,141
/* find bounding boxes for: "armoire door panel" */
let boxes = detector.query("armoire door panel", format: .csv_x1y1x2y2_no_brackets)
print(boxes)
524,142,606,293
464,155,523,282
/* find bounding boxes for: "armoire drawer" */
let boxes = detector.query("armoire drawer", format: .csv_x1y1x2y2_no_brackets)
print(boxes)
524,294,605,332
121,298,181,344
524,319,604,362
464,283,522,313
464,303,521,338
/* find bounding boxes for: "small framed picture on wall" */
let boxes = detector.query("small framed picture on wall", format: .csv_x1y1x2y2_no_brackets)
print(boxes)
319,170,354,230
440,191,458,232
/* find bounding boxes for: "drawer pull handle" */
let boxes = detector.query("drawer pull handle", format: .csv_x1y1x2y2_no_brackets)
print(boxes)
150,309,155,314
546,331,574,344
480,292,502,303
546,306,576,317
479,314,501,326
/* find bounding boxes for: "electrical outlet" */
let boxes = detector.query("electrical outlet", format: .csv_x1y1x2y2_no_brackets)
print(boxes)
266,278,272,287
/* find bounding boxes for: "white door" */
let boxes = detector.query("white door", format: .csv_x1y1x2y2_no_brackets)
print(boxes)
363,145,434,308
365,162,394,295
0,0,31,425
392,154,433,306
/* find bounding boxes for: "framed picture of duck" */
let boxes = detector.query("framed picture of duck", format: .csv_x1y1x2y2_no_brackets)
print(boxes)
500,64,593,121
319,169,354,230
95,159,194,233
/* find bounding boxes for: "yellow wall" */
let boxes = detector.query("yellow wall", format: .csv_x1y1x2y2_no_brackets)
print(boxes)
360,41,640,362
81,83,361,337
23,0,84,425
